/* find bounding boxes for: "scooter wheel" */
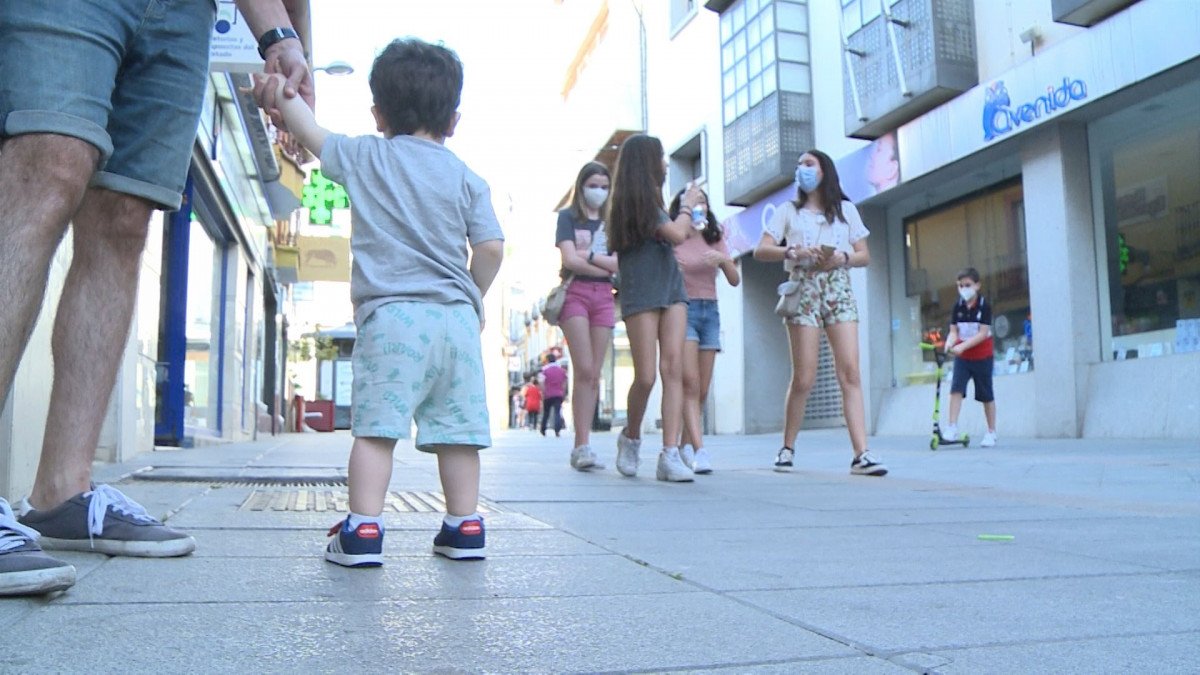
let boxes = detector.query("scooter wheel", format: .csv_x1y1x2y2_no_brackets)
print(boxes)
930,437,939,451
962,436,970,448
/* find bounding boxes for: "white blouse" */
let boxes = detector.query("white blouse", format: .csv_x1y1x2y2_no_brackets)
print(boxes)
764,200,870,272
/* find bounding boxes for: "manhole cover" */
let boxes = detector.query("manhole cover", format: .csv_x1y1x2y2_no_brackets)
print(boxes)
239,490,502,513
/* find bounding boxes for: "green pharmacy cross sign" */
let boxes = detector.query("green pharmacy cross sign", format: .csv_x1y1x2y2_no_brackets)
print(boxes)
302,169,349,225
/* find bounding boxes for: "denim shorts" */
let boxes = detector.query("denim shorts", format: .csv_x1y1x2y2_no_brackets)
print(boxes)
0,0,215,210
351,302,492,451
686,299,722,351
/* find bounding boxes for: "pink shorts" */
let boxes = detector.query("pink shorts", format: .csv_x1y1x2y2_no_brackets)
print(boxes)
559,279,615,328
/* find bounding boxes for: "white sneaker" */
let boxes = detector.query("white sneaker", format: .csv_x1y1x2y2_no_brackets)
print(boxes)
942,424,959,441
656,448,695,482
570,445,605,471
679,444,696,470
616,429,641,477
692,448,712,474
981,431,997,447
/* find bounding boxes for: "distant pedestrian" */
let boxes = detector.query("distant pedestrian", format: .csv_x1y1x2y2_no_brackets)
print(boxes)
606,134,705,482
262,37,504,564
669,188,740,474
556,161,617,471
942,268,998,447
523,377,543,431
540,354,567,437
754,150,886,477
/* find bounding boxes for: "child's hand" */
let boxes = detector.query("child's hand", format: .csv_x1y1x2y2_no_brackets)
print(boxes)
701,250,726,268
950,342,966,356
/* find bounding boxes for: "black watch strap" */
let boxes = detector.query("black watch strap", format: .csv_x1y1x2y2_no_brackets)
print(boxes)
257,27,299,60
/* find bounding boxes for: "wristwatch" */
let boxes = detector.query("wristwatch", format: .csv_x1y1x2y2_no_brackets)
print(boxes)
258,27,300,59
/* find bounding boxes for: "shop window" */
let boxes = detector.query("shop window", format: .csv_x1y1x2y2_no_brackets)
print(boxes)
1091,80,1200,359
896,180,1033,386
185,220,223,432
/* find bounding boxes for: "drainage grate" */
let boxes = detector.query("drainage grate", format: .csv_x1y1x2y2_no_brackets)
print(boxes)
239,490,501,513
129,468,347,487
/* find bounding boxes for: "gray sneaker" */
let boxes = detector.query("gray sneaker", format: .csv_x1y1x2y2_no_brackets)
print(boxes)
18,485,196,557
616,428,641,477
570,445,605,471
0,498,75,596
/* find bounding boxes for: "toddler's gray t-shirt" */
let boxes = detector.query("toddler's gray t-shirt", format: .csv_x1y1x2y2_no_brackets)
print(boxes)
320,134,504,326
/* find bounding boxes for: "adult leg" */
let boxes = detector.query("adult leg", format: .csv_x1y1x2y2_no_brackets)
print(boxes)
825,321,868,457
657,304,689,449
622,310,662,441
347,437,398,516
30,188,154,509
680,340,703,450
0,135,97,401
782,323,821,449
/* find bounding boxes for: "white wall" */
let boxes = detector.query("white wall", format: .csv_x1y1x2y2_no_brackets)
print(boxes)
1083,353,1200,438
973,0,1086,82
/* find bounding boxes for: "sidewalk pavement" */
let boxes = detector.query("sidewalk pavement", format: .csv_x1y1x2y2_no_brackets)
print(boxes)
2,428,1197,673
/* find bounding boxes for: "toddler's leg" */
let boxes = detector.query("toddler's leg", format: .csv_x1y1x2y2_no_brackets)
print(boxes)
348,437,397,516
436,445,481,516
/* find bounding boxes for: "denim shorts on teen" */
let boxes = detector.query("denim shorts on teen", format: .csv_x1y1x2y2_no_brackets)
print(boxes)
351,302,492,452
686,299,722,351
0,0,215,210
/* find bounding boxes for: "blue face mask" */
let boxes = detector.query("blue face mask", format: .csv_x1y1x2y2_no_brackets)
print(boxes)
795,165,821,193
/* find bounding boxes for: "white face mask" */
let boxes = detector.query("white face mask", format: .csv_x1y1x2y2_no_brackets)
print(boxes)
959,286,977,302
582,186,608,209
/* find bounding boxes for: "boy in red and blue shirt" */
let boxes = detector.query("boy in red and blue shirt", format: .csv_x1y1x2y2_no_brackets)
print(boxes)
944,268,998,447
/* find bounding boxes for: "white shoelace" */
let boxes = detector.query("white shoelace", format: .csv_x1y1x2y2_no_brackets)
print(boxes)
86,485,157,538
0,498,40,552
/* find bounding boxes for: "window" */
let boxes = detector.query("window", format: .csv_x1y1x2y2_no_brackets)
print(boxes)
1091,80,1200,359
668,131,707,197
895,181,1033,387
670,0,699,37
720,0,778,125
185,218,224,432
841,0,902,37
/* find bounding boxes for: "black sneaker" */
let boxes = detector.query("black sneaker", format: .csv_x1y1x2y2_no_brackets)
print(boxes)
774,446,794,472
0,498,75,596
850,451,888,476
18,485,196,557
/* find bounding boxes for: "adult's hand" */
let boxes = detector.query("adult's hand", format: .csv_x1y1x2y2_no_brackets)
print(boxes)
701,250,726,268
256,39,314,129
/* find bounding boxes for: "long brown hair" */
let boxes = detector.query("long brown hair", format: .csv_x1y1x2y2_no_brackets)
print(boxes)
792,149,848,224
568,161,610,223
605,134,666,253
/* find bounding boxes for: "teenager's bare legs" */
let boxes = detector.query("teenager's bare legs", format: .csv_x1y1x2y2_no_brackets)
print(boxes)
436,446,480,517
0,135,96,405
783,323,821,449
983,401,996,431
347,437,397,516
656,304,688,449
948,392,964,426
30,187,155,509
561,316,611,448
622,310,661,441
681,345,717,449
825,321,868,457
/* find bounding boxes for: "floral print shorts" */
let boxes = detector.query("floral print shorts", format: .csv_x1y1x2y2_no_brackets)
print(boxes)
783,268,859,327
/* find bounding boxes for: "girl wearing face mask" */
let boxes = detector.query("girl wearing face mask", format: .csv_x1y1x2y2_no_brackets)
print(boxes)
754,150,888,478
556,161,618,472
668,188,740,474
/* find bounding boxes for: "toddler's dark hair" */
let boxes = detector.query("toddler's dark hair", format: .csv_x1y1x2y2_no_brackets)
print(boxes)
370,38,462,136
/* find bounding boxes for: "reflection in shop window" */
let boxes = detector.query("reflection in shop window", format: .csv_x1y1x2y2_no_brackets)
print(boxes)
896,181,1033,387
1091,80,1200,359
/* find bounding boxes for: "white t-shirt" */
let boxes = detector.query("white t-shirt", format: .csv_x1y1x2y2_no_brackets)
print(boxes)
764,200,870,272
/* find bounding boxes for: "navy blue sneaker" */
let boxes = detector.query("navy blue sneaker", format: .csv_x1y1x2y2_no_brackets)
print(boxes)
432,517,486,560
325,519,383,567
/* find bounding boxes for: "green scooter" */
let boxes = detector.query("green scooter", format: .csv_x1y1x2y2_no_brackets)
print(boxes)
920,342,970,451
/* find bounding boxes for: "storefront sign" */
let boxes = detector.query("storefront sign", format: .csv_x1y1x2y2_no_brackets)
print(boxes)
297,236,351,283
983,78,1088,142
209,2,261,73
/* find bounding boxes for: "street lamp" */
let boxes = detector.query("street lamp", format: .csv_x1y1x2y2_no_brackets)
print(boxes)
312,60,354,76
